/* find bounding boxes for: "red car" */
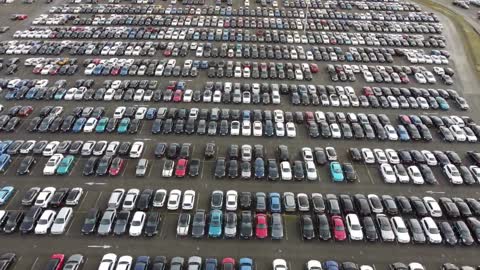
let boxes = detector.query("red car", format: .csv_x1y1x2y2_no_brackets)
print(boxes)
175,158,188,177
255,214,268,239
166,81,177,90
222,258,236,270
173,90,183,102
310,63,319,73
47,254,65,270
111,66,121,76
18,106,33,117
109,157,125,176
332,215,346,241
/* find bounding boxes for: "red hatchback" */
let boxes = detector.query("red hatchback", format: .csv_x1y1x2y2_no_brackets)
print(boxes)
222,258,236,270
47,254,65,270
255,214,268,239
18,106,33,117
175,158,188,177
173,90,183,102
332,215,346,241
109,157,125,176
310,63,319,73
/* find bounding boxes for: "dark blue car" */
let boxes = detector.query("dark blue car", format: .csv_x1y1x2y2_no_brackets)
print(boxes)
72,117,87,133
0,154,12,172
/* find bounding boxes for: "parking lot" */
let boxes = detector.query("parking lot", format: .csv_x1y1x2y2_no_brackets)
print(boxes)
1,0,480,268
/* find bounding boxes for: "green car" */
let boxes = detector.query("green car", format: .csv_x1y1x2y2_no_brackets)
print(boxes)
436,97,450,111
95,117,109,133
117,118,130,134
56,155,75,175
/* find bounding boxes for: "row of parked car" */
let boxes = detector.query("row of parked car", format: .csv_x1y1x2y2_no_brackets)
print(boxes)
13,26,447,50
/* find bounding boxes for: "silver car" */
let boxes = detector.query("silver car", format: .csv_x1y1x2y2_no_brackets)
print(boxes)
98,209,116,236
135,158,149,177
271,213,284,240
63,254,84,270
376,214,395,242
224,212,237,238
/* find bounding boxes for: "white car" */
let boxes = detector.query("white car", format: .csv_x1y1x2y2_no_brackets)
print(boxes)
98,253,118,270
225,190,238,211
443,164,463,185
302,147,314,161
135,107,147,120
361,148,375,164
43,141,60,156
307,261,322,270
129,211,146,236
113,107,126,119
129,142,144,158
330,123,341,138
407,166,424,185
183,89,193,102
280,161,293,181
286,122,296,137
253,121,263,136
394,165,410,183
167,189,182,210
35,187,56,208
346,213,363,240
230,121,240,136
391,216,410,243
408,263,425,270
305,161,318,181
380,163,397,184
449,125,466,141
83,117,98,133
273,259,288,270
242,121,251,136
153,189,167,207
275,122,285,137
116,256,133,270
133,89,145,101
35,210,56,234
43,154,64,175
385,149,400,164
182,190,196,210
421,217,442,244
50,207,73,235
122,189,140,211
421,150,437,166
373,149,388,164
414,73,427,84
423,197,443,217
384,125,398,140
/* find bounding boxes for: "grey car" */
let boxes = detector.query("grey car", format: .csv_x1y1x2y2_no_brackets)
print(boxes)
191,209,206,238
271,213,284,240
113,210,130,235
135,158,149,177
188,256,202,270
283,192,296,212
63,254,84,270
170,257,185,270
98,209,116,236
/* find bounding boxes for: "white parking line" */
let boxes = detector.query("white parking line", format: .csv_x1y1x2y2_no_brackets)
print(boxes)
283,215,288,240
364,164,375,184
78,191,89,210
29,257,38,270
94,191,103,208
10,256,22,270
66,216,76,235
120,161,128,176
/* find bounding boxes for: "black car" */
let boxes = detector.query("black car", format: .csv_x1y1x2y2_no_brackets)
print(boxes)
118,142,131,156
17,156,36,175
395,196,413,215
214,158,226,178
317,214,331,240
49,188,69,207
228,160,238,178
267,159,279,181
191,209,206,238
167,143,179,159
300,215,315,240
152,256,167,270
144,212,161,237
239,192,252,210
3,211,24,234
154,143,167,158
406,218,426,244
0,253,16,269
240,211,253,239
69,141,83,155
438,221,458,246
204,143,216,159
410,196,429,217
113,210,130,235
96,155,113,176
188,159,200,177
81,208,101,235
343,163,357,182
21,187,40,206
19,205,42,234
314,148,327,165
363,216,378,242
137,189,153,211
83,157,98,176
453,220,474,245
32,141,48,155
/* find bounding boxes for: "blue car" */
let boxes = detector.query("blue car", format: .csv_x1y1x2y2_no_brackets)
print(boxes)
72,117,87,133
54,88,67,100
120,66,129,76
93,65,103,75
146,108,157,120
205,259,217,270
397,125,410,141
208,209,223,238
0,186,15,205
269,193,281,213
330,162,344,182
0,154,11,172
5,90,17,100
0,141,13,154
324,261,339,270
254,158,265,179
239,258,253,270
25,87,38,99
